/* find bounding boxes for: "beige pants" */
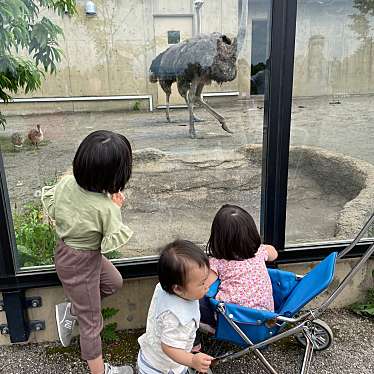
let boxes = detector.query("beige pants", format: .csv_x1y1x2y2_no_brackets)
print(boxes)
54,240,123,360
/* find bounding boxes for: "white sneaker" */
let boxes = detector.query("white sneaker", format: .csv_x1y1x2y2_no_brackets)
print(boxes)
104,363,134,374
55,302,77,347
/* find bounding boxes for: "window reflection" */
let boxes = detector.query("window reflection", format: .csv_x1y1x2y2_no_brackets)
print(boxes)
251,20,268,95
286,0,374,244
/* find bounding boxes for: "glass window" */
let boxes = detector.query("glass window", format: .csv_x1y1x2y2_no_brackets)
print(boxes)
0,0,272,271
286,0,374,245
167,31,181,44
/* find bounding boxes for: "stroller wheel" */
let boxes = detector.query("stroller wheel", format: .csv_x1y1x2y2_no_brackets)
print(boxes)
295,319,333,351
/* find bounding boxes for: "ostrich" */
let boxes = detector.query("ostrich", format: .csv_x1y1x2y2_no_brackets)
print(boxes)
149,0,248,138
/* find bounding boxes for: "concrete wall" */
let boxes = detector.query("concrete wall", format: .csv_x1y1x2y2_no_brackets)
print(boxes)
12,0,239,101
31,0,155,98
0,258,373,346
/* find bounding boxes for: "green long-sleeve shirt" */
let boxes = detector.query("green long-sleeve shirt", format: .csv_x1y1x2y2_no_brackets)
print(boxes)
41,175,133,253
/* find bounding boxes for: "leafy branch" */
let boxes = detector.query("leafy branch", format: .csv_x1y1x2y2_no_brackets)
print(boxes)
0,0,77,129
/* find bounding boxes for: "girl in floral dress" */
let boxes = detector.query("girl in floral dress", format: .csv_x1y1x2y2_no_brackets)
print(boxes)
200,204,278,330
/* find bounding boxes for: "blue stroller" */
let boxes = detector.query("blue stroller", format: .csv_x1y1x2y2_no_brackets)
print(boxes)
190,213,374,374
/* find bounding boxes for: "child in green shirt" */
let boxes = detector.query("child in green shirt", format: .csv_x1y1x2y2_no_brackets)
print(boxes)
42,130,133,374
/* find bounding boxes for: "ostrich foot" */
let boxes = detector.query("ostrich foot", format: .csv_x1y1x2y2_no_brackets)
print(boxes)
193,115,205,122
189,129,197,139
221,122,233,134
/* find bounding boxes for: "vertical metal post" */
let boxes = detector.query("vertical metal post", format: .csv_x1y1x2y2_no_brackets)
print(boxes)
260,0,298,249
3,291,30,343
0,152,18,278
0,152,31,342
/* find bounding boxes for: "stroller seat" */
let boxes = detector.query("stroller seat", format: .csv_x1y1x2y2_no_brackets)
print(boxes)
206,252,337,346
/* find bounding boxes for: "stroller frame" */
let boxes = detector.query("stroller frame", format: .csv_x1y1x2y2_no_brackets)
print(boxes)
203,213,374,374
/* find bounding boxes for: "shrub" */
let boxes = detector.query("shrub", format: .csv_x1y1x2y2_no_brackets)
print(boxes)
13,199,122,267
13,201,57,267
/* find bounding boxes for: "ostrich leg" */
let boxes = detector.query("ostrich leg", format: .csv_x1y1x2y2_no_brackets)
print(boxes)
183,97,204,122
195,83,233,134
187,79,200,138
165,93,171,123
160,80,173,123
177,78,204,123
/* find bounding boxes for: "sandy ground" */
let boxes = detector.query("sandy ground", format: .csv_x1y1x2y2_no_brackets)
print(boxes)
2,96,369,258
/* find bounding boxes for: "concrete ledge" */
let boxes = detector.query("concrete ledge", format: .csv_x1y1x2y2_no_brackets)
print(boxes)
1,259,372,346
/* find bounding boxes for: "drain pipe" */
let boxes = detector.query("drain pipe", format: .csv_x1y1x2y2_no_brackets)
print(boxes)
194,0,204,35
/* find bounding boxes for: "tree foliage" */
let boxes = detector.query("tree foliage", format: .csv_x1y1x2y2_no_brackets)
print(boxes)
353,0,374,16
0,0,77,129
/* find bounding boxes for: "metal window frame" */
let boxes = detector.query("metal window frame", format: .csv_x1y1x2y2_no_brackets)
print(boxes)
260,0,297,249
1,0,373,341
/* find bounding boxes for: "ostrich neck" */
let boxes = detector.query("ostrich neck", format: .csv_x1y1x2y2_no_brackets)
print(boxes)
196,6,202,35
236,0,249,55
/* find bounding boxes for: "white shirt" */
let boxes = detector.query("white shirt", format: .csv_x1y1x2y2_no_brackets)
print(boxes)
138,283,200,374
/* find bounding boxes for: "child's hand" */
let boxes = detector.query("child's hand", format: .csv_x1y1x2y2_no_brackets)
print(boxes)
191,353,213,373
111,191,125,207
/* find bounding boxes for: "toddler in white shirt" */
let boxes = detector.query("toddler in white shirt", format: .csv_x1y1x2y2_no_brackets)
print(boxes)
137,240,213,374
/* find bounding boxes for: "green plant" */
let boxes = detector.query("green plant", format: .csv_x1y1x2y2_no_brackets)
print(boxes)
101,307,120,343
104,250,122,260
132,101,141,111
351,271,374,317
13,201,57,267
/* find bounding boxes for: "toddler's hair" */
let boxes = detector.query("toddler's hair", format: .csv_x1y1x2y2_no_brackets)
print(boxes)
207,204,261,260
158,239,209,294
73,130,132,194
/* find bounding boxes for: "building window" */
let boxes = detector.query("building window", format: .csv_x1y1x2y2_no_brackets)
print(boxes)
167,30,180,44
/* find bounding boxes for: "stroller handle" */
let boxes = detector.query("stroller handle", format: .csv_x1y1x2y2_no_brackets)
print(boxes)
337,212,374,259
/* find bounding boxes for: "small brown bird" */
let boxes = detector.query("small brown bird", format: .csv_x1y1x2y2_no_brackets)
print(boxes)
28,124,43,149
10,132,24,151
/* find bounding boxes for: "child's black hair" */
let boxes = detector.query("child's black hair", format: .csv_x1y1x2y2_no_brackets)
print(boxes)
207,204,261,260
73,130,132,194
158,239,209,294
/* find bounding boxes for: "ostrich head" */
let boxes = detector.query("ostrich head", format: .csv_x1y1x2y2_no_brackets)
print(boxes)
210,35,238,83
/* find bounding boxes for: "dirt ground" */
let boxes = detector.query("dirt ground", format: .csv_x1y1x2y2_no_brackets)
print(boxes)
0,309,373,374
1,95,373,258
